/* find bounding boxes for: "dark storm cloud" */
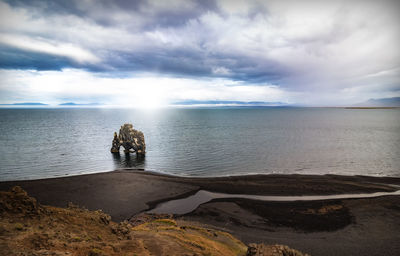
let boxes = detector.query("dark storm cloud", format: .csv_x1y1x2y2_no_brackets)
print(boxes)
0,45,78,71
4,0,219,29
100,46,288,83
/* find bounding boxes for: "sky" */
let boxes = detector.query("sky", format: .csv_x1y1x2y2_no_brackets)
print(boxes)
0,0,399,107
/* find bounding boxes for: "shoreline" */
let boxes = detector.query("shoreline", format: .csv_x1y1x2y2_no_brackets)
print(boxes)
2,167,400,182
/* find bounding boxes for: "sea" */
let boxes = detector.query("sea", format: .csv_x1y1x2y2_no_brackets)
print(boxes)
0,108,399,181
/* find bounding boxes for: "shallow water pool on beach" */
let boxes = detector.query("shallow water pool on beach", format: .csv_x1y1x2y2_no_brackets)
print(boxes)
148,188,400,215
0,108,399,180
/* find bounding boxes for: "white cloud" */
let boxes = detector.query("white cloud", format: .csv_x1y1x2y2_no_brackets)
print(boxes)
0,33,100,63
212,66,231,75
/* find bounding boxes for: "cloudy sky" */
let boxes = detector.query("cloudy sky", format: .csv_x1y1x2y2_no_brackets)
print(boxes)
0,0,399,107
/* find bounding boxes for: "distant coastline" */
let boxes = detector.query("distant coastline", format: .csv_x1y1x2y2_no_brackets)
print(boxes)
345,107,399,109
1,96,399,108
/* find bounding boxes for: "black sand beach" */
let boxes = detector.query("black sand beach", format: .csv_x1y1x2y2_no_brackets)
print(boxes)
1,170,400,256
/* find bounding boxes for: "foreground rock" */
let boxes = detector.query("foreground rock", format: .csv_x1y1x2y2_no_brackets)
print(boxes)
247,243,310,256
111,123,146,155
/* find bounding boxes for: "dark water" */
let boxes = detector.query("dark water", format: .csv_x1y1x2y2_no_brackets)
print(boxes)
0,108,399,181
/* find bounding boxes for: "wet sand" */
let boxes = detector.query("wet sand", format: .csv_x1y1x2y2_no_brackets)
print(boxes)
0,170,199,221
1,169,400,256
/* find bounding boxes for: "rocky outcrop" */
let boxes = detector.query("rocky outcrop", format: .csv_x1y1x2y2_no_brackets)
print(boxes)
111,124,146,155
128,212,174,227
0,186,44,217
247,243,310,256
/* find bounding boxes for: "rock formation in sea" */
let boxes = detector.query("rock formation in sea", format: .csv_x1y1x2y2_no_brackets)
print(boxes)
111,124,146,155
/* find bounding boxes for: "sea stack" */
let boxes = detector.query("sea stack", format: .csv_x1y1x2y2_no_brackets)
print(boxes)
111,123,146,155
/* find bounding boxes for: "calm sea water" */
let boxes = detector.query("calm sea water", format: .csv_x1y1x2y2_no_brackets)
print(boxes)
0,108,399,181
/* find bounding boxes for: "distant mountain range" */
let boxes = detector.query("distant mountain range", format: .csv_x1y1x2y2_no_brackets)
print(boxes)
0,102,103,107
354,97,400,107
172,100,288,107
1,98,398,108
58,102,102,106
0,102,48,106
